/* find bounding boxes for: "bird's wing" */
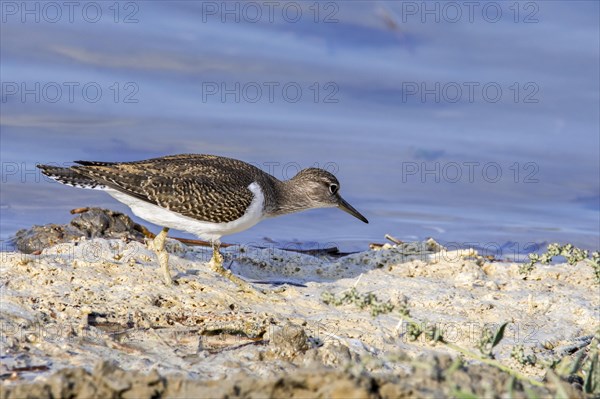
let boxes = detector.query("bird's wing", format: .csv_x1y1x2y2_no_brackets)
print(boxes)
72,157,257,223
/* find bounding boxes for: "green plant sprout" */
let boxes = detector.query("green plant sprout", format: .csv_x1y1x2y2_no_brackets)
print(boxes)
322,286,599,395
520,243,600,283
321,287,395,317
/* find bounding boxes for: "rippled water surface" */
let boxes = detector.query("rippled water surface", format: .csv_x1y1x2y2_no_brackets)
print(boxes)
1,1,598,252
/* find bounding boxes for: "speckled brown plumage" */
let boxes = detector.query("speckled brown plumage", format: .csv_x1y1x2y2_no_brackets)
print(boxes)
39,154,277,223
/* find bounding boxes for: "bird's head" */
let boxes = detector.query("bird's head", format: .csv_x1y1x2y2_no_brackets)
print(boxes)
290,168,368,223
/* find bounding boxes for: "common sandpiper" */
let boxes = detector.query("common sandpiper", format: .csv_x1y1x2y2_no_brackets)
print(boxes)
38,154,368,289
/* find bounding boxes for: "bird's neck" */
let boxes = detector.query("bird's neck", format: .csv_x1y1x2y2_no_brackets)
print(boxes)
264,178,314,217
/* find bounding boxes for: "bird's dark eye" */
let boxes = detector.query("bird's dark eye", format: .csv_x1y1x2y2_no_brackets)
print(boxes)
329,183,338,195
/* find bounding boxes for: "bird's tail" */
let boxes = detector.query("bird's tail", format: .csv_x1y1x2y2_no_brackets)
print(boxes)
37,164,105,189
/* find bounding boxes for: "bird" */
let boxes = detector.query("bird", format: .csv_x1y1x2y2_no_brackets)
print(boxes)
37,154,368,289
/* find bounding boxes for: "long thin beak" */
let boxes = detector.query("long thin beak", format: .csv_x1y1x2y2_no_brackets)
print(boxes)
337,196,369,223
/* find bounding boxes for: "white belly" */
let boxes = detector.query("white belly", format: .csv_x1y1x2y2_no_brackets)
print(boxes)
104,182,265,242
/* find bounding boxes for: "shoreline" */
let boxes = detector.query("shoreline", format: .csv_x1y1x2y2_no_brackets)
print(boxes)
1,231,598,397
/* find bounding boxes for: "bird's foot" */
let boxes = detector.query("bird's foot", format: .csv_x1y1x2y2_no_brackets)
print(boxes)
208,255,265,296
152,227,173,286
157,251,173,286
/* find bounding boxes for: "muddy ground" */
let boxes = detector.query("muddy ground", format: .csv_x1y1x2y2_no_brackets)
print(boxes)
1,211,598,398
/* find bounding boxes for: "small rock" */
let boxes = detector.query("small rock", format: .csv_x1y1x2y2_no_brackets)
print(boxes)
11,208,147,254
267,323,308,359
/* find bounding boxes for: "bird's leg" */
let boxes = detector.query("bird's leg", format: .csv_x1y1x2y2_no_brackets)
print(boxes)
208,240,261,295
208,240,227,274
153,227,173,286
210,240,224,267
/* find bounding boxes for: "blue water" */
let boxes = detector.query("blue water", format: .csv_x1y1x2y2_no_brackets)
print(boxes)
1,1,599,254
